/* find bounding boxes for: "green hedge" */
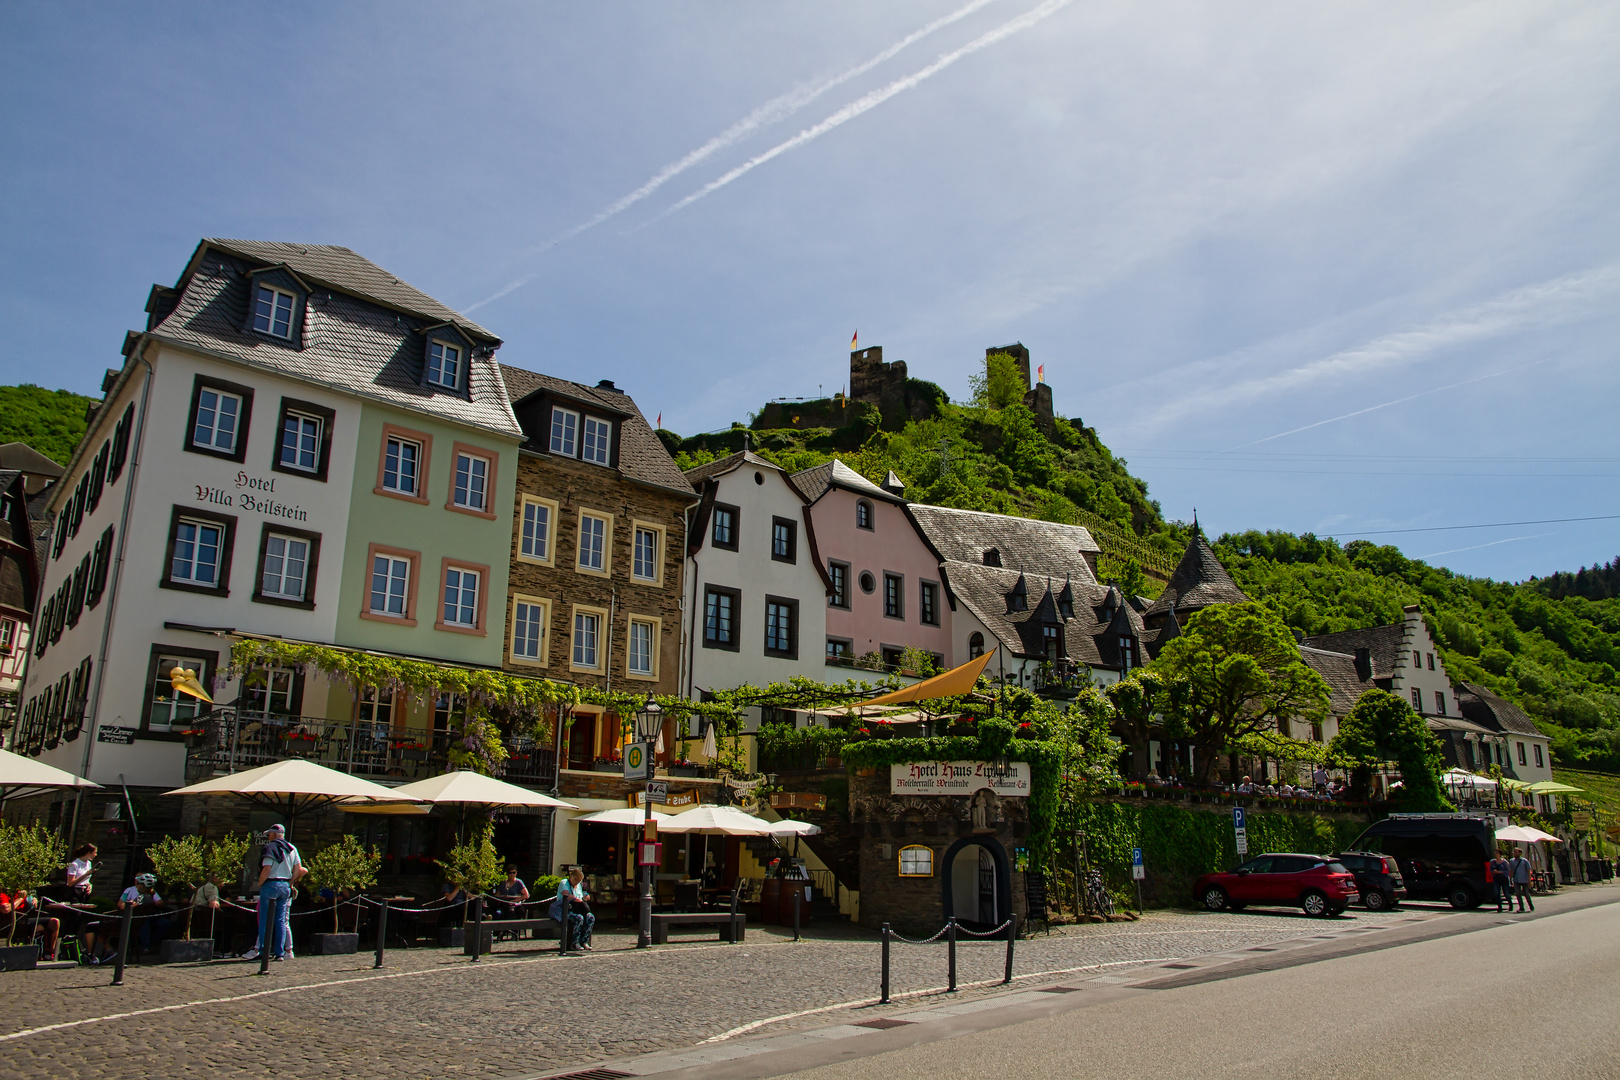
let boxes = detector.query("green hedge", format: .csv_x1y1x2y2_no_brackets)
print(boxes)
1057,800,1372,909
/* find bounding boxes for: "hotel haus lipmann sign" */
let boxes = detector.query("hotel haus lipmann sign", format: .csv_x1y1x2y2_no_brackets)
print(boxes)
890,761,1031,796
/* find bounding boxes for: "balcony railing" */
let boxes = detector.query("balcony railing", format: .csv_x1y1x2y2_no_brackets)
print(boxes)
183,709,556,788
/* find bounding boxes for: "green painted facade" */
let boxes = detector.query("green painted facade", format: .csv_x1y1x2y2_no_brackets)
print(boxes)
335,403,520,665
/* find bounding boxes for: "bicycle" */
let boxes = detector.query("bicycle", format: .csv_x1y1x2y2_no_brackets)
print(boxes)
1086,869,1115,916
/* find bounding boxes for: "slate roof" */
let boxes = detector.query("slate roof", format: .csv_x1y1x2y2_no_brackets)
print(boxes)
149,241,522,439
500,365,692,494
0,443,65,487
791,459,903,504
1298,646,1379,716
906,503,1100,586
1092,592,1158,669
1143,532,1249,619
1426,715,1496,738
945,560,1105,665
682,450,786,489
1299,624,1404,680
1455,682,1543,738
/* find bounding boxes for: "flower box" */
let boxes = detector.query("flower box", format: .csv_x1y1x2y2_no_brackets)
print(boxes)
593,762,621,774
668,764,701,777
401,748,428,761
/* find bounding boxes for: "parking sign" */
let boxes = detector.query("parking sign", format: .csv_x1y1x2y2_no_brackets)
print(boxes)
1131,846,1145,881
1233,806,1248,856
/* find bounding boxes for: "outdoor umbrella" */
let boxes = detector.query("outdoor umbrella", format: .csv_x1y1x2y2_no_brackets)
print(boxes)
572,807,672,827
0,747,100,810
655,805,776,835
765,818,822,837
1525,780,1585,795
1441,768,1497,789
387,771,577,810
164,758,404,836
1497,824,1562,844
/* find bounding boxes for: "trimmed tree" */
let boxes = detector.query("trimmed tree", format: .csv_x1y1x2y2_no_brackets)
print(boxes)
305,835,381,933
146,835,205,939
437,822,503,899
0,823,67,945
1330,689,1452,811
206,834,251,893
1150,602,1331,785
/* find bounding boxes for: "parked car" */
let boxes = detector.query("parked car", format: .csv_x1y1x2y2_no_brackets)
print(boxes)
1348,814,1494,909
1196,853,1360,917
1335,850,1407,910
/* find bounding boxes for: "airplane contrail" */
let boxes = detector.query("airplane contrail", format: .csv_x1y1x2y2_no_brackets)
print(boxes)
465,0,1003,312
1419,532,1557,560
651,0,1074,222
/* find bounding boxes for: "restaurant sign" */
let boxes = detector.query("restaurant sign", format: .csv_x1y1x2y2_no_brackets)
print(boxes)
631,788,702,808
890,761,1030,796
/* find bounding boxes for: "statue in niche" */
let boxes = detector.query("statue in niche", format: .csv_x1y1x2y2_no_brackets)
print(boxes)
969,788,1001,833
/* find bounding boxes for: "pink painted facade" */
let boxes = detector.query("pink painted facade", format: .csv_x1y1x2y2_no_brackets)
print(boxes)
798,463,952,670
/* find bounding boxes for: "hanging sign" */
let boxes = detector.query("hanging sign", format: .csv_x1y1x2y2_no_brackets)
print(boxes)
96,726,137,744
631,788,701,808
890,761,1031,796
637,841,663,866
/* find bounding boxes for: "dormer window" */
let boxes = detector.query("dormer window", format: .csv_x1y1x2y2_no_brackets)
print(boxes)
427,340,462,390
547,404,614,466
856,499,874,530
550,408,578,455
581,416,610,465
983,548,1001,567
1059,598,1074,620
253,285,296,338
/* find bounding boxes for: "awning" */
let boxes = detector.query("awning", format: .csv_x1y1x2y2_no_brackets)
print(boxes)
850,649,995,709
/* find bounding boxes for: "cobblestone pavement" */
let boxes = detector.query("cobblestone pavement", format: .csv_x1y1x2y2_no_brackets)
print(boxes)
0,905,1430,1080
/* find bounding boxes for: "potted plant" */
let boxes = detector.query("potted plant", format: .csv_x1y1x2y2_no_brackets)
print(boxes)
592,757,620,774
436,825,501,953
0,823,66,969
147,834,215,963
668,759,701,777
304,835,381,954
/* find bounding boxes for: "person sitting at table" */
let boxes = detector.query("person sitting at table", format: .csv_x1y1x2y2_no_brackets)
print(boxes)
492,866,529,919
0,890,61,960
550,867,594,950
118,873,170,955
438,879,470,932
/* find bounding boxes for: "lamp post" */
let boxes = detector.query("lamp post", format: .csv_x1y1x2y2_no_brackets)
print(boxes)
635,694,663,948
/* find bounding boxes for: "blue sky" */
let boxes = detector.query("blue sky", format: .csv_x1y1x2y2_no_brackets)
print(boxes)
2,1,1616,583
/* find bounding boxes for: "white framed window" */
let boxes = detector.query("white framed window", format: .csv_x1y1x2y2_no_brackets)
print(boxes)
627,616,658,678
171,519,224,586
577,512,610,574
279,412,322,472
510,597,549,665
581,415,611,465
427,340,462,390
632,523,661,583
453,452,489,511
260,533,309,600
442,566,480,628
370,554,411,616
549,407,578,456
898,845,934,877
148,653,211,733
572,608,603,670
519,497,556,564
192,388,242,453
253,284,295,338
243,665,297,716
383,436,421,495
0,616,16,652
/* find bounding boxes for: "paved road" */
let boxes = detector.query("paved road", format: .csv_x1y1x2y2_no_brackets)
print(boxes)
773,897,1620,1080
0,889,1613,1080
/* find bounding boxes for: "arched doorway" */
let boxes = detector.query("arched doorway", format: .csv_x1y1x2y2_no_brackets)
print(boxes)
940,834,1011,932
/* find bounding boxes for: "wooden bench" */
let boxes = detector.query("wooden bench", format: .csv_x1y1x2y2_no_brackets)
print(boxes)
460,917,558,955
649,911,746,944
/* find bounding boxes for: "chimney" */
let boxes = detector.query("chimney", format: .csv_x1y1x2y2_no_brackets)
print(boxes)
881,470,905,497
1354,647,1372,682
596,379,618,391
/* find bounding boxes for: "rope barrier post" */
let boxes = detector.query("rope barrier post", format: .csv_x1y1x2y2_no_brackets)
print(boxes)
793,884,801,942
470,896,483,962
946,917,957,992
880,923,891,1004
373,900,388,969
109,903,135,986
1003,915,1018,984
560,902,573,955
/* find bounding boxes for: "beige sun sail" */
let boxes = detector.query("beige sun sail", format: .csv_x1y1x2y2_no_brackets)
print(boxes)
849,649,996,709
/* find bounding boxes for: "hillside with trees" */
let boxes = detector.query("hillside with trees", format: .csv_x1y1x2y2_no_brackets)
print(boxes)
0,383,97,464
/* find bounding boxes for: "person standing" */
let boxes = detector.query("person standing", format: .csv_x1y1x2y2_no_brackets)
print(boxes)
1490,852,1512,912
1508,847,1535,913
248,824,304,962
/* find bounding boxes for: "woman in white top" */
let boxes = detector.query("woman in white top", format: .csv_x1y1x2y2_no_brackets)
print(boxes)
66,843,97,896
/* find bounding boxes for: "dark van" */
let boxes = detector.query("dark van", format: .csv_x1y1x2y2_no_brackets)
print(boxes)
1348,814,1495,909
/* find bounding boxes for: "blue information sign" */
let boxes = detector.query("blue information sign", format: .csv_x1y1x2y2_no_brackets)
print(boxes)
1131,846,1144,881
1232,806,1246,830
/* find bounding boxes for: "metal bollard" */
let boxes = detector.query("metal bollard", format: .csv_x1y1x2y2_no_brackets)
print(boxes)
110,903,135,986
793,886,802,942
373,901,388,969
880,922,891,1004
946,917,958,992
1003,915,1018,984
470,896,483,962
561,905,573,955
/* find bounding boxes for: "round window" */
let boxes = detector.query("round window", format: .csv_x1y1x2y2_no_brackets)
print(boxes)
859,571,876,594
754,472,764,485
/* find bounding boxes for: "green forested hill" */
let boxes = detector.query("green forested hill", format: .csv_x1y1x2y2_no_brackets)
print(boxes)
1216,531,1620,771
0,383,97,464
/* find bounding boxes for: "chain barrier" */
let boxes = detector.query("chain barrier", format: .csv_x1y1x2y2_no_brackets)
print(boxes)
879,915,1019,1004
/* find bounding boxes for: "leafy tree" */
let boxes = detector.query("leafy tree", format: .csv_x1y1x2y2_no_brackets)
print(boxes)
0,383,96,464
146,835,205,939
1105,670,1170,779
305,835,381,933
0,824,67,944
206,834,251,892
1150,603,1332,785
969,351,1028,410
1329,689,1452,811
437,823,503,896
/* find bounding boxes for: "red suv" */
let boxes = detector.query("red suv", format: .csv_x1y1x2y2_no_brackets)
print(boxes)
1196,853,1359,917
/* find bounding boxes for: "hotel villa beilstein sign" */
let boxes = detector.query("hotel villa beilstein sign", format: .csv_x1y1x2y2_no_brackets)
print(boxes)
194,470,311,522
890,761,1031,796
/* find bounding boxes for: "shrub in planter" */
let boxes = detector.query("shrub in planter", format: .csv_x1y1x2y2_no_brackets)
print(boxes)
0,822,67,946
158,938,214,963
305,834,381,935
309,932,360,955
0,944,40,971
146,834,205,941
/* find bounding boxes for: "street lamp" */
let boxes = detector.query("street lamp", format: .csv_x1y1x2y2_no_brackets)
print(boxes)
635,694,663,948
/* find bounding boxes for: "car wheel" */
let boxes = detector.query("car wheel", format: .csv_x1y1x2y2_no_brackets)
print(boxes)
1202,886,1229,912
1301,890,1329,917
1448,885,1477,910
1363,888,1389,911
